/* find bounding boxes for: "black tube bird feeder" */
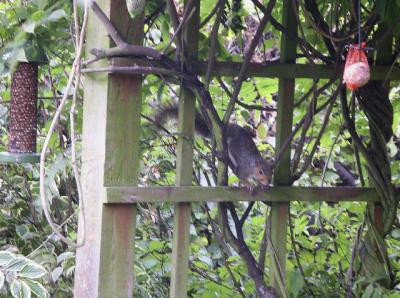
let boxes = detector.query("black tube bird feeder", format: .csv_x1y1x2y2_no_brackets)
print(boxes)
0,42,47,163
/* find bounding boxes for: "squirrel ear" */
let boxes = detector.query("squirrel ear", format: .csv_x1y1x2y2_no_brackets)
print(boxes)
255,160,260,167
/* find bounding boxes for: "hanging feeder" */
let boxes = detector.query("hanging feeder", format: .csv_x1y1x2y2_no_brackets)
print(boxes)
342,0,373,91
342,42,370,90
0,40,47,164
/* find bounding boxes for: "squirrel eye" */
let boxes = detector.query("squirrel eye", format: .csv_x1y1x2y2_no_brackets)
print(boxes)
259,169,264,175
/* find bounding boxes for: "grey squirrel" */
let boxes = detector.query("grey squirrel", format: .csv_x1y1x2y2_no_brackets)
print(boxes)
155,105,273,188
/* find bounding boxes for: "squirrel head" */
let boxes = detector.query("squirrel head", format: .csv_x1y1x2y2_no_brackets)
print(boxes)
253,160,273,186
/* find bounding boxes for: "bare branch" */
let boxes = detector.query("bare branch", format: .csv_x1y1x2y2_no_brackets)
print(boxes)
223,0,276,124
205,0,227,90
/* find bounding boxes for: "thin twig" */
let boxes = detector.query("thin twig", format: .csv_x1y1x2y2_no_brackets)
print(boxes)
91,1,127,47
166,0,182,57
251,0,332,64
346,222,364,298
70,2,86,246
27,211,79,258
205,0,226,90
39,1,89,248
320,127,343,186
223,0,276,124
292,85,340,180
199,1,221,28
217,77,276,111
239,201,255,226
288,212,316,297
162,6,196,55
258,205,270,270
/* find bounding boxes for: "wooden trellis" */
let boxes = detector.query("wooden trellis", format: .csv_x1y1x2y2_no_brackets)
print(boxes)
73,1,398,297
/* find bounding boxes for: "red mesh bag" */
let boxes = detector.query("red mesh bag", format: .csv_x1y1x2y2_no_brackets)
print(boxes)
342,42,370,90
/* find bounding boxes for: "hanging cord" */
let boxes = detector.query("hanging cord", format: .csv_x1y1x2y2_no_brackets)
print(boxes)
357,0,361,48
344,1,372,53
39,1,90,248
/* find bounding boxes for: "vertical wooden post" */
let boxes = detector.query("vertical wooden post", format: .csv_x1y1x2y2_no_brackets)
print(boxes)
270,0,297,295
74,1,143,297
170,1,200,297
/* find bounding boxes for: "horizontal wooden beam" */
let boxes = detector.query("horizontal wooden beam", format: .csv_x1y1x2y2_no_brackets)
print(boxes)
102,59,400,80
192,61,400,80
105,186,382,204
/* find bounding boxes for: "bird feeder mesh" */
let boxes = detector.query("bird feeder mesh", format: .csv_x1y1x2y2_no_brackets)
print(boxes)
8,62,38,153
342,42,370,90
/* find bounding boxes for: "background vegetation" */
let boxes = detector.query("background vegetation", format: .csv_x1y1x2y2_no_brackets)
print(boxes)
0,0,399,297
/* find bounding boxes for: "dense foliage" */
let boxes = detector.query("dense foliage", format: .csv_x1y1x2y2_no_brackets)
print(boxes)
0,0,399,297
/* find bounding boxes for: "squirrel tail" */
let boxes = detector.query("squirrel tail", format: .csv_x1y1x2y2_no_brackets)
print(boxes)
154,105,211,138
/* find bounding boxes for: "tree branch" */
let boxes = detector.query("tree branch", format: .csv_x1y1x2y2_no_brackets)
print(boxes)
223,0,276,124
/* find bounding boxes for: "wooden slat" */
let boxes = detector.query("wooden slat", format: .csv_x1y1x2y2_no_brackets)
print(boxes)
105,186,381,203
192,62,400,80
74,1,141,297
96,60,400,80
170,1,200,297
270,0,297,295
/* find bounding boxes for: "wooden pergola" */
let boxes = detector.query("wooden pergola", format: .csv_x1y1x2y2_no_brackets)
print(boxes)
73,1,398,297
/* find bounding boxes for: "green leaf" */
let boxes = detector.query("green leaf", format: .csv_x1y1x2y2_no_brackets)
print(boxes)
7,257,30,272
56,252,74,264
287,271,305,297
10,279,22,298
18,262,47,279
257,123,268,141
16,225,29,239
0,270,4,290
14,48,28,63
31,11,45,22
391,228,400,239
36,0,49,10
20,281,32,298
24,280,49,298
0,251,16,267
51,266,63,283
45,9,67,22
22,22,36,34
362,284,374,298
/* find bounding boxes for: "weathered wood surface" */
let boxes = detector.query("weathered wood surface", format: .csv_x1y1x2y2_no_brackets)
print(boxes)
105,186,381,203
270,0,297,295
170,1,200,297
192,62,400,80
74,1,141,297
95,59,400,80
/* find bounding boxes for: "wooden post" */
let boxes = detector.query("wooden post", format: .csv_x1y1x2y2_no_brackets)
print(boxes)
270,0,297,296
74,1,143,297
170,1,200,297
